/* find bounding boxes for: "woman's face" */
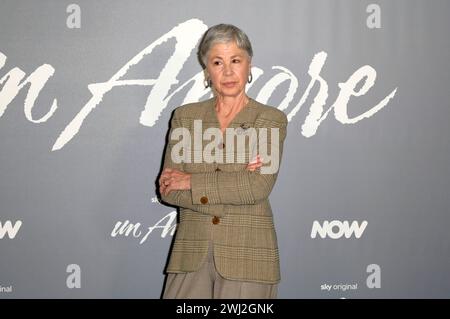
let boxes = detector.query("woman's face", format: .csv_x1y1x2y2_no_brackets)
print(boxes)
206,41,251,98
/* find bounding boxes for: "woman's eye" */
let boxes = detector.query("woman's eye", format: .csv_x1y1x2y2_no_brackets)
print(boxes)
232,59,240,63
213,61,221,65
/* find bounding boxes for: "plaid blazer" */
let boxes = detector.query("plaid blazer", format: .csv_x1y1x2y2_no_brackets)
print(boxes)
159,96,288,284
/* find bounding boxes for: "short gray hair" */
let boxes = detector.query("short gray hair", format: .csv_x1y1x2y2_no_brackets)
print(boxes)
197,24,253,69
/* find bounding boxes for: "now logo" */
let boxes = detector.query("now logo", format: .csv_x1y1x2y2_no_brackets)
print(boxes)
311,220,368,239
0,220,23,239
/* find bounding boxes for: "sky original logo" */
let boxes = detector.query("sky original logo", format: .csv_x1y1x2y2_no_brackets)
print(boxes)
311,220,368,239
0,285,13,293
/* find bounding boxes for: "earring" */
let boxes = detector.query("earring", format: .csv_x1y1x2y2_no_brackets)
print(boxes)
248,72,253,83
204,78,212,88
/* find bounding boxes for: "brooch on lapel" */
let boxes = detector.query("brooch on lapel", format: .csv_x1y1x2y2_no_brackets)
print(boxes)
236,122,251,135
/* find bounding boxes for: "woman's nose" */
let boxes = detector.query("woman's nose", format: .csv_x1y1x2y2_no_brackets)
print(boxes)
223,63,233,75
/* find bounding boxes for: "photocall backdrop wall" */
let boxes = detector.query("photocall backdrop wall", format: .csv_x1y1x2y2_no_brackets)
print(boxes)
0,0,449,298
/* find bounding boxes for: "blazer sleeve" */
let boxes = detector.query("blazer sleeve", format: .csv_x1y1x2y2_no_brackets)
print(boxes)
190,109,288,206
159,108,226,217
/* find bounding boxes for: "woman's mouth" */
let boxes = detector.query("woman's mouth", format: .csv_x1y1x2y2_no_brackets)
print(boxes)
222,82,237,88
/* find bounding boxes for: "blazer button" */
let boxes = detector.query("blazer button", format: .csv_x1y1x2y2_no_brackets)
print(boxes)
200,196,208,204
212,216,220,225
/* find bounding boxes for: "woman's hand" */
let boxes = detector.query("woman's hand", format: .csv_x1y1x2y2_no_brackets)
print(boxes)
246,154,263,171
159,168,191,196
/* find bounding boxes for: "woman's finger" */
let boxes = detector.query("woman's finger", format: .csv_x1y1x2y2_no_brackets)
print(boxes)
164,184,174,196
247,160,263,167
246,164,262,171
159,177,167,187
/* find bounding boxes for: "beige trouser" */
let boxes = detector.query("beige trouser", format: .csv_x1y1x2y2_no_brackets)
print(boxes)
162,241,278,299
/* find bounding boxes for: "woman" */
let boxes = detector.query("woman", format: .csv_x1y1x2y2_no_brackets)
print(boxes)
158,24,288,299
